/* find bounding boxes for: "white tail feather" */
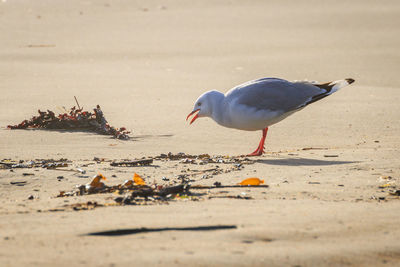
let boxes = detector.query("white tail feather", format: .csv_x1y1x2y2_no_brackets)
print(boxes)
329,78,354,94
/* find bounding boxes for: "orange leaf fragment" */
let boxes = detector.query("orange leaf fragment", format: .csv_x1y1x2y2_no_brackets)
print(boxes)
122,179,134,187
90,173,107,188
238,177,264,186
133,173,146,185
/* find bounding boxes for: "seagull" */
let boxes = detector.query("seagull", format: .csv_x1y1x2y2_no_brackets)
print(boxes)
186,77,355,156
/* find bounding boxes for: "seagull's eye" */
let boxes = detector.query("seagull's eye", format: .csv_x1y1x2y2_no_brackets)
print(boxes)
197,102,202,107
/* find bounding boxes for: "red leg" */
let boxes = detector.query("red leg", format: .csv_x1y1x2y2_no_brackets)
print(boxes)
247,127,269,156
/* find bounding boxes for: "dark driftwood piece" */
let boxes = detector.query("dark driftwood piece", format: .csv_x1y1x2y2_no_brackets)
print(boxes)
129,184,187,198
158,184,187,197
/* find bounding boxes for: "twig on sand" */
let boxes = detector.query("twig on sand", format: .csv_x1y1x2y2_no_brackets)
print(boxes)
74,96,81,110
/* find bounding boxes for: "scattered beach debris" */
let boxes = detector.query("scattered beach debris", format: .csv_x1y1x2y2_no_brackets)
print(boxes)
7,100,130,140
0,159,70,169
67,201,104,211
2,153,273,211
52,168,84,174
93,157,108,163
44,162,69,169
191,184,269,189
379,175,392,181
378,183,395,189
57,174,192,206
209,195,253,200
302,147,329,151
0,153,251,186
110,159,153,167
55,170,269,209
156,152,208,160
155,152,254,165
238,177,264,186
76,168,86,174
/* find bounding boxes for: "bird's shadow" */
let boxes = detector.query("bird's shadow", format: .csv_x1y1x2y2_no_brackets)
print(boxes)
256,157,357,166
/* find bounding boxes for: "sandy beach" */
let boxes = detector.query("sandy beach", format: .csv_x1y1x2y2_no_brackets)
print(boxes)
1,0,400,266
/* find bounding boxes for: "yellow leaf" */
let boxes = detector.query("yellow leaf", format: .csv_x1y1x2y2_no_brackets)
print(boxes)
238,177,264,186
378,183,393,188
133,173,146,185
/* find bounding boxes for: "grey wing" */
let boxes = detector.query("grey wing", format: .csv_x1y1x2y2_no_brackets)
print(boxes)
225,78,326,112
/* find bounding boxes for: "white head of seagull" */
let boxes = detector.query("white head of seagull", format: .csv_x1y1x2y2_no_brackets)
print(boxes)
187,77,355,156
186,90,224,125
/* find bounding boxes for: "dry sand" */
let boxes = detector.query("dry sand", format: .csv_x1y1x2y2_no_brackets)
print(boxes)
1,0,400,266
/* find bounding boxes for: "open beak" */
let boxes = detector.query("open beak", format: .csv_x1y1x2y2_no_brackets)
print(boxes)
186,109,200,125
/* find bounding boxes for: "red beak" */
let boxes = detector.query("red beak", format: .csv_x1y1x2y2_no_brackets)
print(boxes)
186,109,200,125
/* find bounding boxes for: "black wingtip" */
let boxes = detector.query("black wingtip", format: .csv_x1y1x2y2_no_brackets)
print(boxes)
346,78,355,84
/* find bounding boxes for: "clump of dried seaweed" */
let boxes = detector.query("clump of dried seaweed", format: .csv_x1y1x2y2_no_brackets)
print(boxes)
7,102,130,140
